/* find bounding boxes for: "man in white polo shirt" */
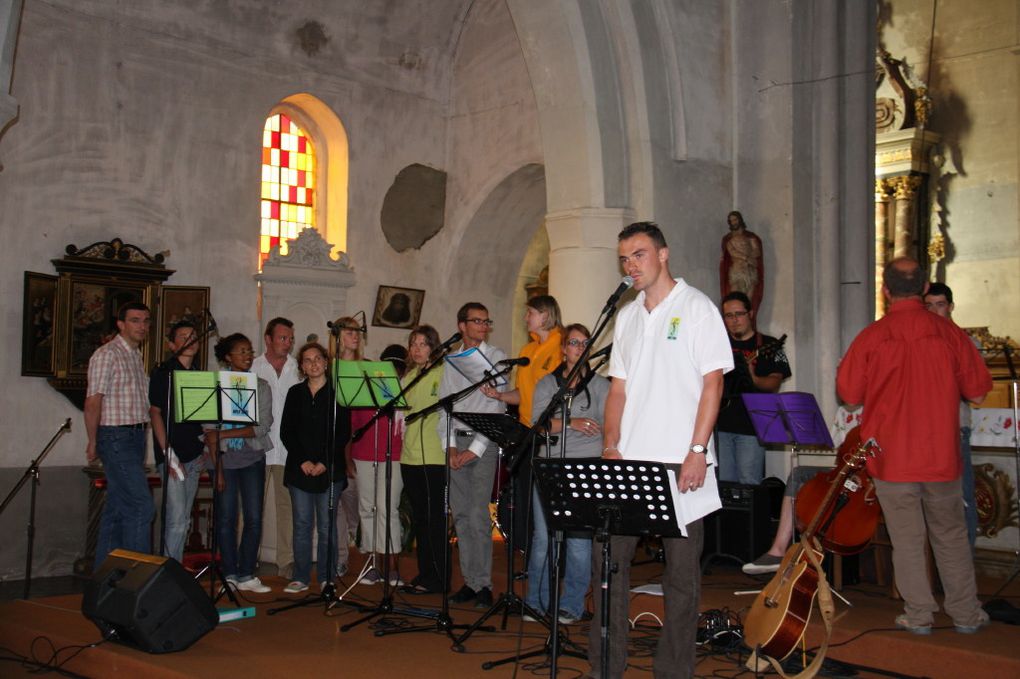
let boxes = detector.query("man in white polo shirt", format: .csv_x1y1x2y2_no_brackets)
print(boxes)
589,221,733,679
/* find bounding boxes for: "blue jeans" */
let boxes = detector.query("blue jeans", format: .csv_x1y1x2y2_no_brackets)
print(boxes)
95,426,154,569
215,461,265,581
160,457,205,562
960,427,977,548
290,481,345,585
716,431,765,484
525,489,592,618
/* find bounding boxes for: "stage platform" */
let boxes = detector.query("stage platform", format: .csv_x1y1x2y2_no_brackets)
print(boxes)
2,547,1018,678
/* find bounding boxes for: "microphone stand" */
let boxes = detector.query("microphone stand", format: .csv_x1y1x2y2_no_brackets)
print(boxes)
340,369,429,632
154,316,216,557
269,327,365,618
0,419,72,599
387,357,510,644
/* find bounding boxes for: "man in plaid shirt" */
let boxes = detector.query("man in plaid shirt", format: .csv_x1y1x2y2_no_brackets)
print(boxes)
85,301,155,568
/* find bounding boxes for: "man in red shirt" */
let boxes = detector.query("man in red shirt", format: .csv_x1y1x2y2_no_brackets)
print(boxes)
836,258,991,635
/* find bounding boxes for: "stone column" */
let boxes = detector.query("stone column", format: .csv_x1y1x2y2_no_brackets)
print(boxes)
545,208,636,337
891,175,923,259
874,179,893,318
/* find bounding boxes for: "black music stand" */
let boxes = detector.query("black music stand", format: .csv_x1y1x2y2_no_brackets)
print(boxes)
452,412,542,647
533,457,685,679
176,377,259,607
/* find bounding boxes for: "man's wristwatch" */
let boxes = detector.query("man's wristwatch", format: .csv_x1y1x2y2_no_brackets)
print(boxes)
688,444,707,455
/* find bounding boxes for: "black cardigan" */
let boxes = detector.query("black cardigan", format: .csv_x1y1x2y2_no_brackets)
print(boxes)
280,380,351,493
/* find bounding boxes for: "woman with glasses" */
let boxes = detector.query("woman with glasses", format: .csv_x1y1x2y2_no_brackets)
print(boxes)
206,333,275,593
398,325,448,594
524,323,608,624
280,342,351,593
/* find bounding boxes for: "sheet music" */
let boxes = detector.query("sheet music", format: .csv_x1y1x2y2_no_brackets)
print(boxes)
665,469,689,537
445,346,508,387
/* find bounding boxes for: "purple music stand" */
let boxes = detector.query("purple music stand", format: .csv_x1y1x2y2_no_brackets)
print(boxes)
741,392,833,449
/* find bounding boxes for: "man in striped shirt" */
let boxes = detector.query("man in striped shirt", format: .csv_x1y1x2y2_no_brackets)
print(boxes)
85,301,155,568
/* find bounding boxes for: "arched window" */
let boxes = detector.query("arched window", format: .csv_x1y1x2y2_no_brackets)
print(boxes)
260,113,316,270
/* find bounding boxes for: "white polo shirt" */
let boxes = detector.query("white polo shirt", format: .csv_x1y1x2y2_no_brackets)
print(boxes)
252,353,302,466
609,278,734,523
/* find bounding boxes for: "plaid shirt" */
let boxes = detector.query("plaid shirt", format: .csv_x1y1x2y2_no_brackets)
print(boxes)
87,334,150,426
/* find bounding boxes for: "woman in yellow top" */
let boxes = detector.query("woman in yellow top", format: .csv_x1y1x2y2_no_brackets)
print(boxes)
482,295,563,425
399,324,448,594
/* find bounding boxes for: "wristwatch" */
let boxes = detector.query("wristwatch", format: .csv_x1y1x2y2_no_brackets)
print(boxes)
688,444,707,455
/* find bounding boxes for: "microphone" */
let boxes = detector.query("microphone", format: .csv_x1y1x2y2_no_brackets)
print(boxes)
327,318,368,334
602,276,635,313
430,332,462,359
498,357,531,367
202,308,219,336
589,343,612,361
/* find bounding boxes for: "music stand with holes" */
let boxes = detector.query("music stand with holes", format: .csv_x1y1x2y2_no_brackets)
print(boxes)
532,457,686,679
451,412,543,646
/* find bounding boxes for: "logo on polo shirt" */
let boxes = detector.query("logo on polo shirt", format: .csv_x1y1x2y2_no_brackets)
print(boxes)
667,317,681,340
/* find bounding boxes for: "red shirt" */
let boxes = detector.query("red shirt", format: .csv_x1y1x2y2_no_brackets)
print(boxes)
350,408,402,463
836,298,991,482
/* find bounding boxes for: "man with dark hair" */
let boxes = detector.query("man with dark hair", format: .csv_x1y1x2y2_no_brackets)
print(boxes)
924,281,980,548
438,301,507,608
252,316,301,579
837,257,991,635
594,221,733,678
715,291,790,485
85,301,154,567
149,320,207,561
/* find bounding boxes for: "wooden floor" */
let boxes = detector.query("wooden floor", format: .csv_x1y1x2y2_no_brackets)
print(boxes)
2,546,1019,678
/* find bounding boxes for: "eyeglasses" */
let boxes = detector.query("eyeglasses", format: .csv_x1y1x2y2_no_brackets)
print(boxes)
464,318,494,327
723,311,749,320
566,338,590,347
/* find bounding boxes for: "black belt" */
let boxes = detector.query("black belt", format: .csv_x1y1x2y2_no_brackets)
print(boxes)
110,423,147,430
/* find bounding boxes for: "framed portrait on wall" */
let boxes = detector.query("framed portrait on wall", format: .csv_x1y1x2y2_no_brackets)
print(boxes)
22,272,58,376
66,278,149,373
159,285,211,370
371,285,424,330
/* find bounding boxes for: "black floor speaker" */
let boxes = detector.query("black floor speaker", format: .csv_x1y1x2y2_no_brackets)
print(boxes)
82,549,218,653
701,480,781,568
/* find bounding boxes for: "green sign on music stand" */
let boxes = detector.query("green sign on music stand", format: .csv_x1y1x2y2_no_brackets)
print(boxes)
333,360,407,409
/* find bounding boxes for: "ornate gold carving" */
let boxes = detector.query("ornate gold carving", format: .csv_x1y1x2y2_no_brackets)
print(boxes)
964,327,1019,352
975,463,1018,538
875,178,894,200
891,175,922,200
876,98,898,133
913,86,932,127
927,232,945,265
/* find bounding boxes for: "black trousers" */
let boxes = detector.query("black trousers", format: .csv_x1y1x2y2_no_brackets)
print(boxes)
401,463,449,591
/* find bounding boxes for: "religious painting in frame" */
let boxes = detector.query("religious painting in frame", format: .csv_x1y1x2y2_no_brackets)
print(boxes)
22,272,58,376
67,278,149,373
159,285,211,371
371,285,425,330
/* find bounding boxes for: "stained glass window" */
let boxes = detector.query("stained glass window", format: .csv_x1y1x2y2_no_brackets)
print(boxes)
260,113,315,270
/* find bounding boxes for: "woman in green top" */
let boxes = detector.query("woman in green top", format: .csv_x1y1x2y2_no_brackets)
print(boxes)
399,324,448,594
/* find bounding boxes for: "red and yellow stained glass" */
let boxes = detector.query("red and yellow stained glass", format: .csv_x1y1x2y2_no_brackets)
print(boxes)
260,113,315,270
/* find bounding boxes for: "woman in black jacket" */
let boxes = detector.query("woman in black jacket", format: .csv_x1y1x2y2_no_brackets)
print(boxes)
279,341,351,593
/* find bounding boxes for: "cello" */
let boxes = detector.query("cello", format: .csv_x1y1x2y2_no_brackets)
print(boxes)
794,425,881,556
743,433,878,670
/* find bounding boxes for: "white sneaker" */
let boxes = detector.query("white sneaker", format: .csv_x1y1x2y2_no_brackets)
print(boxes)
236,576,271,593
284,580,309,594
